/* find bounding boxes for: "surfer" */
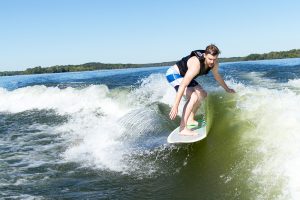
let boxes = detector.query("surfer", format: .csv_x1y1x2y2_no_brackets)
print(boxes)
166,44,235,136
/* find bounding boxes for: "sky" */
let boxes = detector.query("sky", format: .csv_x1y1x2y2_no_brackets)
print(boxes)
0,0,300,71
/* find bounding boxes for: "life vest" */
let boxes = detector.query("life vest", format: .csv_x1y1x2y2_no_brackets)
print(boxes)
175,50,213,77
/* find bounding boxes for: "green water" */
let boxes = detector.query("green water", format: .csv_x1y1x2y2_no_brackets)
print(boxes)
2,60,300,199
142,93,284,200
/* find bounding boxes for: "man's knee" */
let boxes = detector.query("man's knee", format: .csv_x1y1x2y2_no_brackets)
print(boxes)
190,92,199,104
195,90,207,102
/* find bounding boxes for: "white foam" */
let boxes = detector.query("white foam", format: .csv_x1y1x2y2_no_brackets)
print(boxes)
286,79,300,88
234,81,300,199
129,73,176,107
55,75,176,174
0,75,179,175
0,85,129,116
61,116,129,172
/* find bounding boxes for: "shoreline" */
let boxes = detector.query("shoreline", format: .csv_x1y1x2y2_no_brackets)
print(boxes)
1,49,299,77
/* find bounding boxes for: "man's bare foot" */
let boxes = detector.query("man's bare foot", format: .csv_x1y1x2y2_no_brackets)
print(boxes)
179,128,198,136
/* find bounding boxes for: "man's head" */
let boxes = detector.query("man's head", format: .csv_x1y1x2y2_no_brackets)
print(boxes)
204,44,220,68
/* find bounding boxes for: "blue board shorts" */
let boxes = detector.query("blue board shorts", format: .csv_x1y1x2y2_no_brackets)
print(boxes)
165,66,199,92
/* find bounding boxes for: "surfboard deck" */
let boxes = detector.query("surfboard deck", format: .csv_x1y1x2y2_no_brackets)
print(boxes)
167,119,207,144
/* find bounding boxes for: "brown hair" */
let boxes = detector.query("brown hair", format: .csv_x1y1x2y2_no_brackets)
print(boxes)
205,44,220,56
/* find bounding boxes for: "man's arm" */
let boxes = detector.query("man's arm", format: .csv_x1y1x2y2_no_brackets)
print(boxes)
211,62,235,93
169,57,200,120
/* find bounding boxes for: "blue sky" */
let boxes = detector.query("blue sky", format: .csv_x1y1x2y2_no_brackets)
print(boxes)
0,0,299,71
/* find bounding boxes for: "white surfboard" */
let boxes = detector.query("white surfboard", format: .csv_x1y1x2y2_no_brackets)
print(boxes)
167,119,207,144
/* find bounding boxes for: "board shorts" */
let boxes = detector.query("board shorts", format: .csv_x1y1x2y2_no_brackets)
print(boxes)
165,66,199,92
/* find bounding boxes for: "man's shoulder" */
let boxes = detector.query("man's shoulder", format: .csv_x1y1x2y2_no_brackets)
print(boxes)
187,56,201,66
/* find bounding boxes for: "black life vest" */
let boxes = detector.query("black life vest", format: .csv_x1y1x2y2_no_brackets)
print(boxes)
176,50,212,77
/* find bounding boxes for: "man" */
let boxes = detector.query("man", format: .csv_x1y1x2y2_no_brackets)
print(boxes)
166,44,235,136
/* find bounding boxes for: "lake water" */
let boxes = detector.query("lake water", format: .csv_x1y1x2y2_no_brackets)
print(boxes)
1,58,300,199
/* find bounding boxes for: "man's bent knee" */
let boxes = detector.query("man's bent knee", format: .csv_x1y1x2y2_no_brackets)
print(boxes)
190,92,199,104
195,90,207,102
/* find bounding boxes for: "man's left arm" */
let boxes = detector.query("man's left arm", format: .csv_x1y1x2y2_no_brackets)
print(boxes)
212,62,236,93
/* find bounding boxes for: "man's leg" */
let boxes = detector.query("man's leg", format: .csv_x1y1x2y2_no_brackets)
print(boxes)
187,85,207,126
179,88,200,135
187,102,200,125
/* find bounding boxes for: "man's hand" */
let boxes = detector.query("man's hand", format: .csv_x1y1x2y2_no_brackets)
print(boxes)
169,105,178,120
226,88,236,93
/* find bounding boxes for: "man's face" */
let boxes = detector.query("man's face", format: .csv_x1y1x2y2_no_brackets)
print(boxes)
204,54,218,68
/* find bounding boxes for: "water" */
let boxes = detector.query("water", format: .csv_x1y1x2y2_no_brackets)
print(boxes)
1,58,300,199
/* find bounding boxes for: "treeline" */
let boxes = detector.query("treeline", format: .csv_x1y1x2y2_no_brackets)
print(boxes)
1,49,299,76
219,49,300,62
0,61,176,76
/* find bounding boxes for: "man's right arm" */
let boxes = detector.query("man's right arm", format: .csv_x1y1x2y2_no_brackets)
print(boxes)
169,57,200,119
